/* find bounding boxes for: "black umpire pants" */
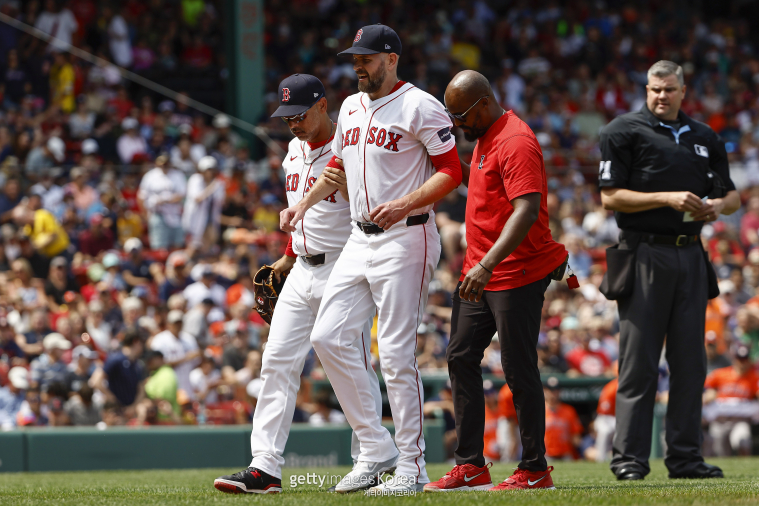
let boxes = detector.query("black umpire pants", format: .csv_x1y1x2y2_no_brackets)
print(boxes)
447,274,552,471
611,240,708,477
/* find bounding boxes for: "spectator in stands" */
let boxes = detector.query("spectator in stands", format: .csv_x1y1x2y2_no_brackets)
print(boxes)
30,332,72,389
16,387,47,426
121,238,154,290
150,309,201,398
308,389,346,426
69,96,96,139
15,308,50,358
592,377,618,462
64,384,101,426
117,117,148,164
183,156,224,258
706,331,731,374
78,213,115,257
0,366,28,429
703,344,759,456
25,137,65,177
85,300,112,351
12,200,70,260
65,167,98,214
65,345,98,394
143,349,180,419
138,154,187,250
483,380,501,462
189,354,222,405
221,329,249,383
183,264,226,309
8,258,45,311
544,377,583,460
94,330,144,409
497,383,518,462
159,255,191,303
538,330,569,374
0,316,24,362
0,177,22,224
34,0,78,52
566,332,612,377
182,297,213,348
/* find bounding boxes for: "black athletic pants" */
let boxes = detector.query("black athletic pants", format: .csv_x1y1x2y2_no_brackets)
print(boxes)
447,274,552,471
611,240,709,477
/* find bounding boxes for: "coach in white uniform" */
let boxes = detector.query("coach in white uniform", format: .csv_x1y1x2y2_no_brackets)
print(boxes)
214,74,383,495
283,25,463,494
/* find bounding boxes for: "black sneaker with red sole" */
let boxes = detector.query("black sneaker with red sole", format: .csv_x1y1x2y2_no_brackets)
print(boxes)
214,467,282,494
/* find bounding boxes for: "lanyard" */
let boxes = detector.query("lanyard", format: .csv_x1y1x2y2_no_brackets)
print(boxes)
658,122,691,145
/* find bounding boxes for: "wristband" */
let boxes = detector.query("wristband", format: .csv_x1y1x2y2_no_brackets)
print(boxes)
479,262,493,274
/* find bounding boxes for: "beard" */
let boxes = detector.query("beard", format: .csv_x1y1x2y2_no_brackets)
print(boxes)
462,126,488,142
357,65,387,94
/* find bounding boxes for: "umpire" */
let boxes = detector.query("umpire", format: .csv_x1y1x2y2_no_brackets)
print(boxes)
599,60,740,480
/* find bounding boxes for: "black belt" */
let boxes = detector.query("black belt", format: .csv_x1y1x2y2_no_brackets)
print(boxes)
300,253,325,266
621,230,700,247
356,213,429,235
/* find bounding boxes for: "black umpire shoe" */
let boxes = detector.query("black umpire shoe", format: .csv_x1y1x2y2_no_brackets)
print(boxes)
616,467,644,481
214,467,282,494
669,463,724,479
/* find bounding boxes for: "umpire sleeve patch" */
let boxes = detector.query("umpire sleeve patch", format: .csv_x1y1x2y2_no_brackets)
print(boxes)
437,127,452,143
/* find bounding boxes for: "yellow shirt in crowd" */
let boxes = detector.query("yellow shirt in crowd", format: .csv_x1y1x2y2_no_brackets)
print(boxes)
24,209,70,257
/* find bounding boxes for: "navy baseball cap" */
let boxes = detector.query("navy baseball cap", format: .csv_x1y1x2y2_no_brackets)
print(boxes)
271,74,326,118
338,24,402,56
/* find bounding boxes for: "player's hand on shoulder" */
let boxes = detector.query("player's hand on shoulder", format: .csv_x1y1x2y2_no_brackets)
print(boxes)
369,196,412,230
280,205,305,232
271,254,296,282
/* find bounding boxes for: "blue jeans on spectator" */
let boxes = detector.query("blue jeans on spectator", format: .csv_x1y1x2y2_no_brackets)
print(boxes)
148,214,184,249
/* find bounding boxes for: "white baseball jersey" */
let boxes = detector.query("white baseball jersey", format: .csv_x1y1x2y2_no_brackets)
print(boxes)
331,81,456,225
282,131,353,255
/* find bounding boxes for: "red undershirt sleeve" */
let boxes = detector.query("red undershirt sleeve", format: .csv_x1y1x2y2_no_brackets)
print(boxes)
326,155,344,172
285,236,297,258
429,146,462,186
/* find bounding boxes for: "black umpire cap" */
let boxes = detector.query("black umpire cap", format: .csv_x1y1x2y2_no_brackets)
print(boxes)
338,24,402,56
271,74,325,118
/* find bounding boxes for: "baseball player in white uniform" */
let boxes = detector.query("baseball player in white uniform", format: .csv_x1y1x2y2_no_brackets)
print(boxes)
282,25,463,494
214,74,383,494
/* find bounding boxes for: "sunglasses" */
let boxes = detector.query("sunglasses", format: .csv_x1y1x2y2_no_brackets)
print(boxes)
279,94,323,124
445,95,488,122
280,110,309,124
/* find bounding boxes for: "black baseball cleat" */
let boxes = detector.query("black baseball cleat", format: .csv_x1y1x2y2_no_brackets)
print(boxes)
616,467,644,480
669,463,724,479
214,467,282,494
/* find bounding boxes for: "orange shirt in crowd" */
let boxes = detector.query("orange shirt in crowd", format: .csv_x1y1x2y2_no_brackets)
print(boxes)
483,402,500,460
597,378,618,416
705,298,731,355
704,366,759,400
545,403,583,458
498,383,517,420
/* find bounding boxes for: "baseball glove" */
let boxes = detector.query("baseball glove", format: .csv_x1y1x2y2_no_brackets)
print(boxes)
253,265,288,324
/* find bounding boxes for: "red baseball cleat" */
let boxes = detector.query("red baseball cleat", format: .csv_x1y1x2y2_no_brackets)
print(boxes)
423,463,493,492
491,466,555,490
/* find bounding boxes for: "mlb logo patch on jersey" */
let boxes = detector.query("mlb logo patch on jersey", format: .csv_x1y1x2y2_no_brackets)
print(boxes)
437,127,451,143
694,144,709,157
599,160,611,180
477,155,485,170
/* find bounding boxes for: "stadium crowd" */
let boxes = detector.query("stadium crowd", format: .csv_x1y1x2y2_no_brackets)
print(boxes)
0,0,758,461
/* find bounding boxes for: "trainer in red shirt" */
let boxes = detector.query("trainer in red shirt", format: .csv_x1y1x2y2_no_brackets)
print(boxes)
428,71,565,493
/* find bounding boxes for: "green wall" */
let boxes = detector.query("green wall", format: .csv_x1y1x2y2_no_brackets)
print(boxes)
0,421,444,473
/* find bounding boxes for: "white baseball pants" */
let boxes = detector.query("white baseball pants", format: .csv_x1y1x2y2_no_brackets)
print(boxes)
250,254,380,478
310,221,441,482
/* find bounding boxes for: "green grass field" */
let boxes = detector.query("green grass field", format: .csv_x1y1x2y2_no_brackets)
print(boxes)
1,458,758,505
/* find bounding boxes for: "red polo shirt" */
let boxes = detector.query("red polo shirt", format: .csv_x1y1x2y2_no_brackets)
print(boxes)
461,111,567,291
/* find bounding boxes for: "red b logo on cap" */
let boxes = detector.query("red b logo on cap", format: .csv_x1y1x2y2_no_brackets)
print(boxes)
354,29,363,42
282,88,290,102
